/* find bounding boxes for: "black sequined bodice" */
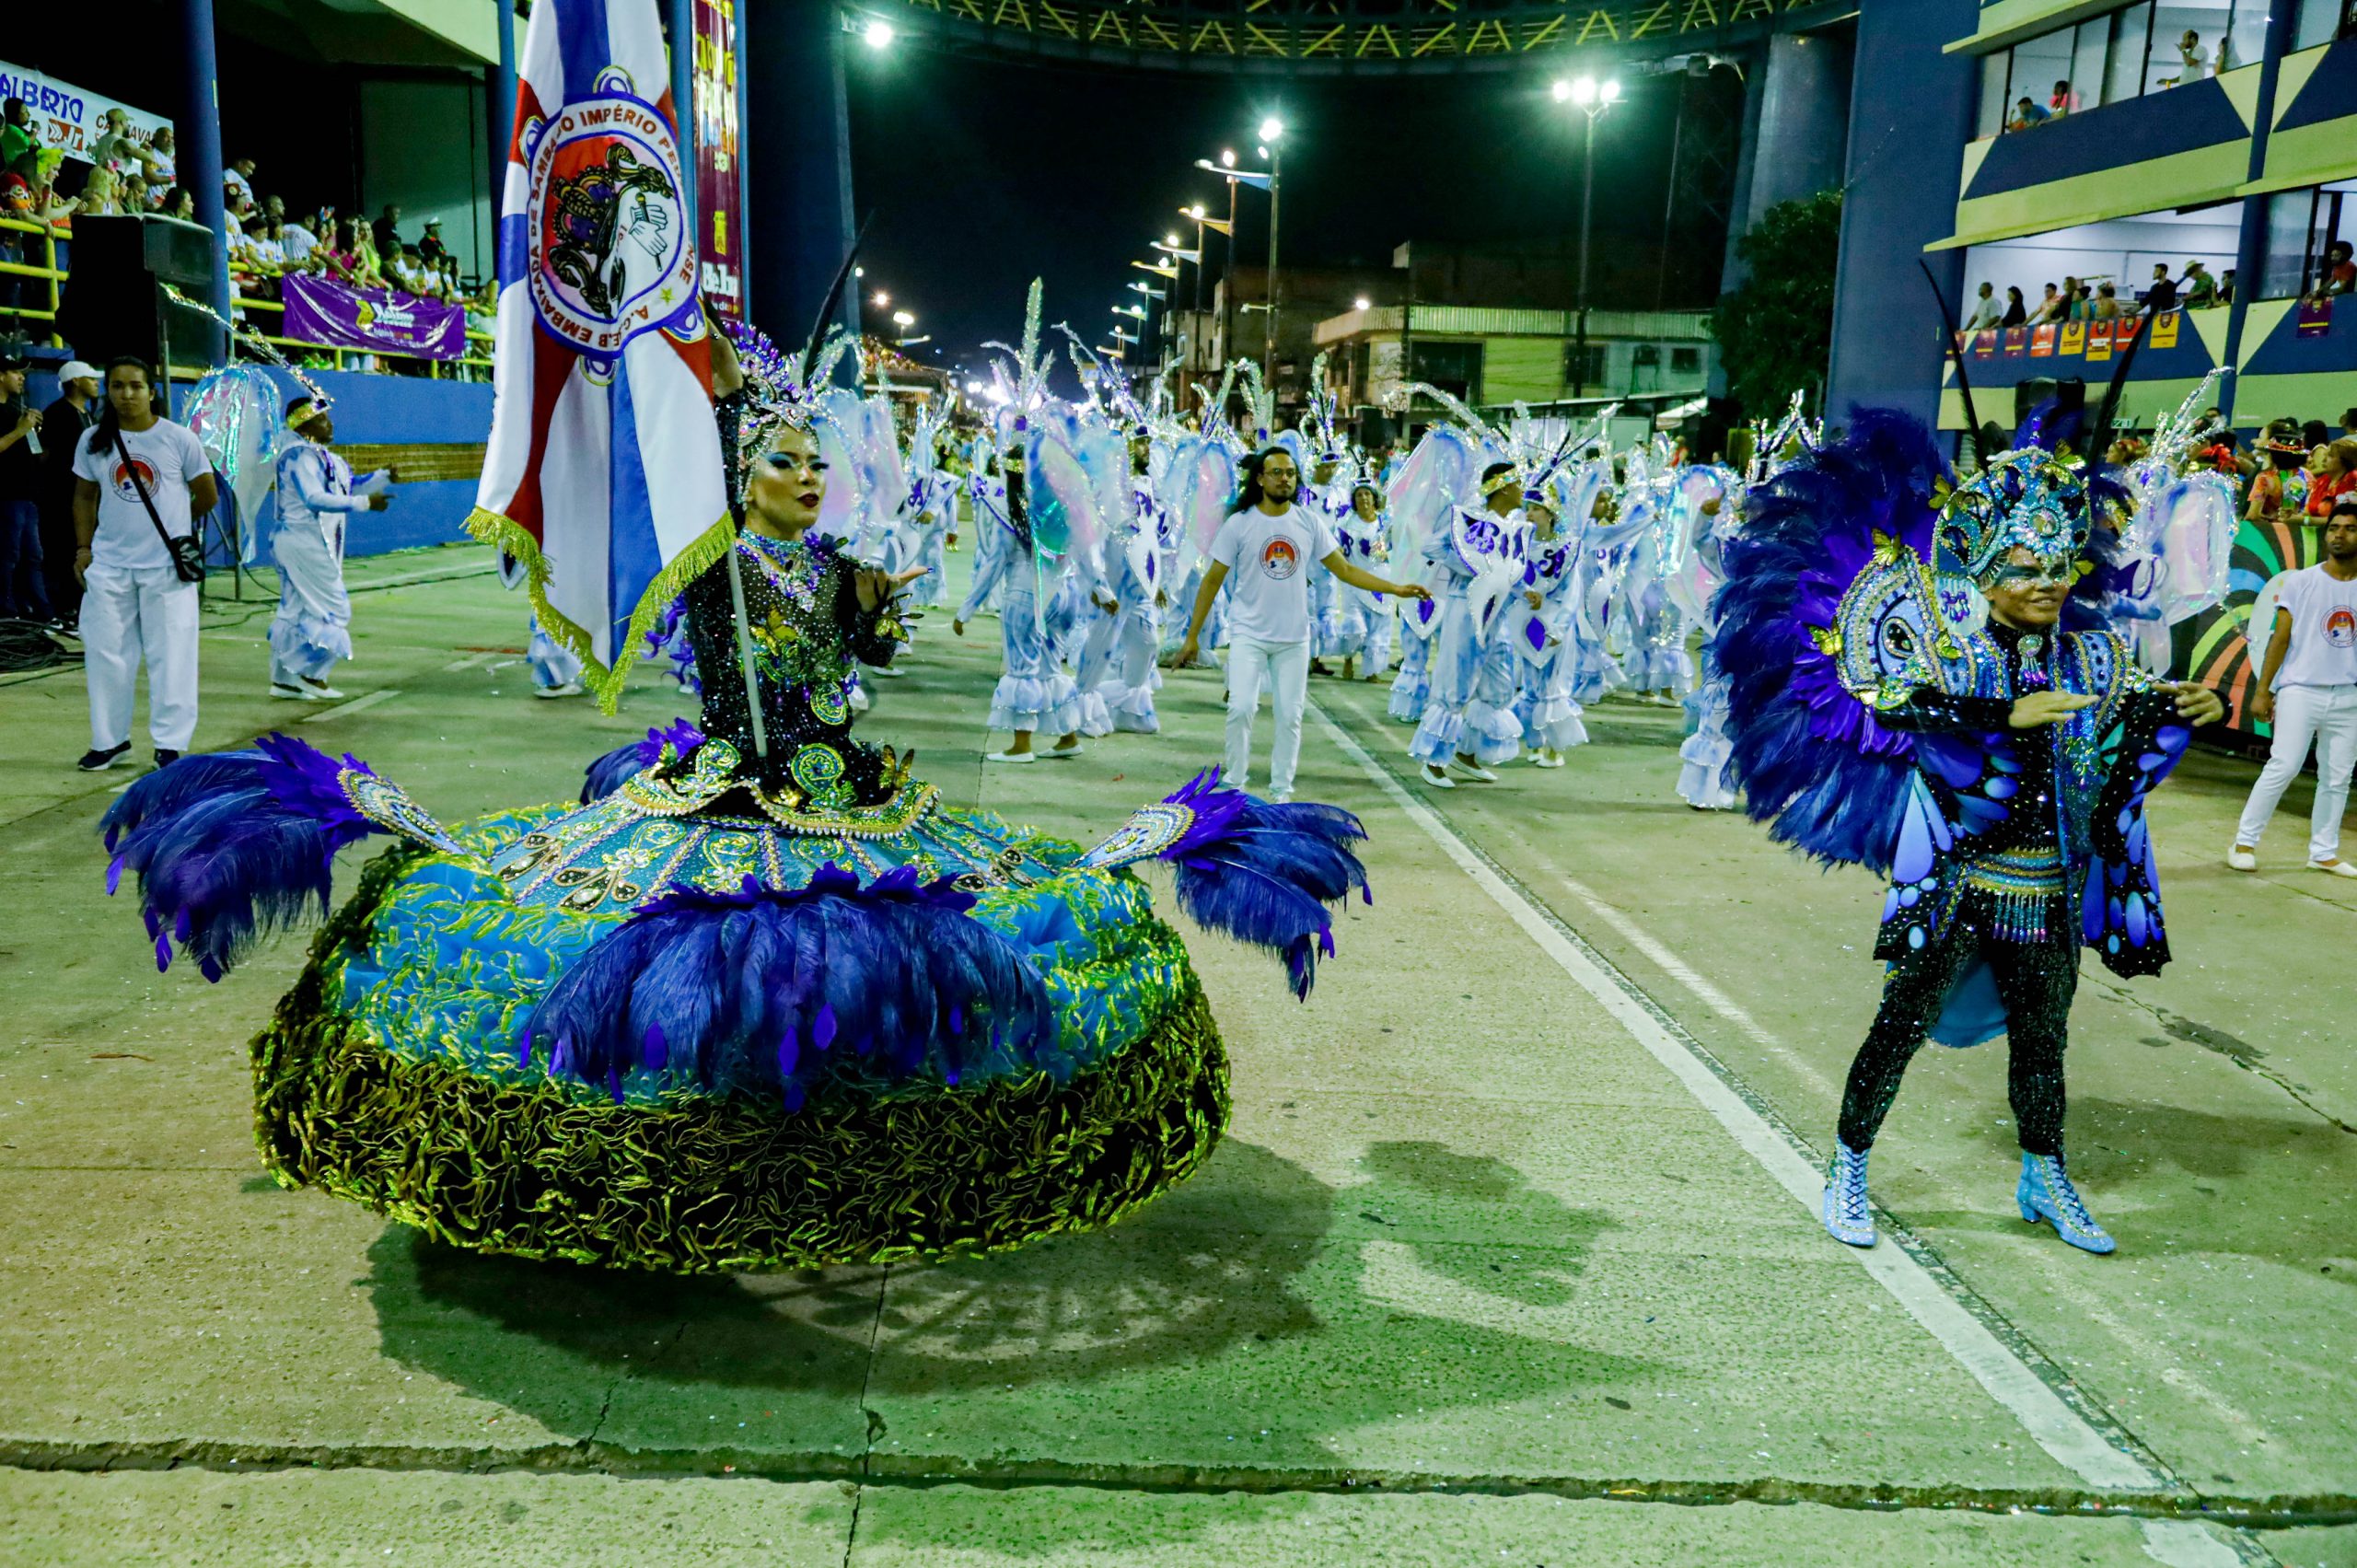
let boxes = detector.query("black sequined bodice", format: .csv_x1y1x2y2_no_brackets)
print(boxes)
682,528,907,806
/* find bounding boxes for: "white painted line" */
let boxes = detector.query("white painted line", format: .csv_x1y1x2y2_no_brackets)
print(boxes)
1553,872,1840,1100
1309,702,2166,1494
296,690,401,724
443,653,498,672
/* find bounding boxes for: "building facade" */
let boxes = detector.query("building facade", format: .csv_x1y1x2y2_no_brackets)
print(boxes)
1311,304,1717,425
1927,0,2356,435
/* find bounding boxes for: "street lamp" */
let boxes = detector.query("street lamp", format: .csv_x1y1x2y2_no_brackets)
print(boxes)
1557,75,1622,401
1354,296,1372,311
862,18,893,49
873,290,890,308
1258,120,1286,386
891,310,914,328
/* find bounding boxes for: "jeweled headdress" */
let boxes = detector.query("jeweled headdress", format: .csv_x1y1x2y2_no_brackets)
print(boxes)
726,316,856,483
1935,445,2096,584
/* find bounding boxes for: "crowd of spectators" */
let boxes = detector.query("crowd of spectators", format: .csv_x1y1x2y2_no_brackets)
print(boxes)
2162,408,2357,528
1960,261,2238,331
2005,31,2232,133
5,99,492,351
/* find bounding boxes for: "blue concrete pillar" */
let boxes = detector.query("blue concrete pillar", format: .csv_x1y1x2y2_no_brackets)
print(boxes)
2220,0,2293,428
1744,34,1854,232
1823,0,1981,432
178,0,229,338
745,0,856,353
490,0,517,231
1717,50,1769,297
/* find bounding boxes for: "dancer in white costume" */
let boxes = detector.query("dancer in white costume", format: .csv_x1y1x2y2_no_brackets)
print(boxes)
266,396,391,702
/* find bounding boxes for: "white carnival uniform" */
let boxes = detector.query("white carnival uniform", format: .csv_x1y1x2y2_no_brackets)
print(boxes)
268,439,377,688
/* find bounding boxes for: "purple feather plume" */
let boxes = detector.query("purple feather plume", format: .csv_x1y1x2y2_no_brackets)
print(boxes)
1712,411,1946,875
519,865,1056,1108
98,734,385,981
1156,769,1370,1000
581,717,706,803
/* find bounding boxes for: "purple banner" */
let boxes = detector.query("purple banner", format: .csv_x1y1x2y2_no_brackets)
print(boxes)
280,273,466,362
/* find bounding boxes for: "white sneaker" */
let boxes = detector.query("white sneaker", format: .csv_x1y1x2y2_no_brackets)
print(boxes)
270,683,324,702
303,680,345,700
1269,791,1294,805
1533,748,1566,769
1420,763,1456,789
2224,846,2257,872
533,680,586,700
1045,742,1084,760
984,749,1037,764
2310,858,2357,879
1450,758,1499,783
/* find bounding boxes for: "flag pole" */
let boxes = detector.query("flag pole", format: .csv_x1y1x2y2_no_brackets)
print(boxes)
723,536,769,758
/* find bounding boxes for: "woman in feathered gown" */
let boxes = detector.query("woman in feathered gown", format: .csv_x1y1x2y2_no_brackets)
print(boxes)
96,409,1371,1274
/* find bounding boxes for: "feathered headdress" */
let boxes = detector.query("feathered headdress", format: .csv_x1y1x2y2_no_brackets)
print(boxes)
982,278,1053,450
1233,359,1277,447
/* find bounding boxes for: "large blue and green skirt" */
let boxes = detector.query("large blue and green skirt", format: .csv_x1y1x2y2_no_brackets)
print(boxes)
254,792,1227,1273
106,734,1364,1272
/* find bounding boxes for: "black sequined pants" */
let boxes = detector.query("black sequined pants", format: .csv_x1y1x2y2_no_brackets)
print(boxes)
1836,900,2079,1156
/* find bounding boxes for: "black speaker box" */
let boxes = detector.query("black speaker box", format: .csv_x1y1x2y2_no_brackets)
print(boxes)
57,215,226,370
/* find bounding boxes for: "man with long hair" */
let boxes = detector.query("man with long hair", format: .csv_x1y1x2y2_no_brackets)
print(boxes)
1175,448,1428,801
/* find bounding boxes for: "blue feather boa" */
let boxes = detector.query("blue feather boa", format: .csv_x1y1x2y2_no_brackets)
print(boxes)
1155,770,1370,1000
519,865,1057,1109
99,734,385,980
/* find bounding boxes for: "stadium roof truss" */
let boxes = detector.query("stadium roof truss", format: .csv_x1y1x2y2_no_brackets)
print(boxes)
855,0,1852,75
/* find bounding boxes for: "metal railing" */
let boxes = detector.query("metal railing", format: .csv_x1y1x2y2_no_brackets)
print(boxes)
0,214,69,345
0,213,493,377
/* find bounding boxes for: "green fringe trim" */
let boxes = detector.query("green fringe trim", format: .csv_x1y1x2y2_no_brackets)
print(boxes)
464,505,737,715
250,845,1232,1272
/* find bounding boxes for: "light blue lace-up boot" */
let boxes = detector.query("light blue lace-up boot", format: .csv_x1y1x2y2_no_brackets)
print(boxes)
1821,1140,1875,1248
2017,1150,2116,1255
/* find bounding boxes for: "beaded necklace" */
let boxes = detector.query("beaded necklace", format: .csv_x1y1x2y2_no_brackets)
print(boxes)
737,530,824,611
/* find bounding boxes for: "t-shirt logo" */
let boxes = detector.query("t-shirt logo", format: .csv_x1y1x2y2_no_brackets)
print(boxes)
2326,607,2356,650
1260,536,1300,580
108,457,158,504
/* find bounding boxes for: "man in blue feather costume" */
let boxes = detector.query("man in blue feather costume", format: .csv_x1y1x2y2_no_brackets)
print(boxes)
1713,412,2223,1257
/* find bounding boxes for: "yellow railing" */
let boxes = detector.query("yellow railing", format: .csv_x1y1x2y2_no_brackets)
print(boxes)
0,213,493,377
0,214,70,346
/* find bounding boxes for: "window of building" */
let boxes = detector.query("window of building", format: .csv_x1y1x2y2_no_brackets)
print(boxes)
1670,345,1702,376
2258,181,2357,300
1975,0,2264,139
1409,339,1483,402
2293,0,2357,48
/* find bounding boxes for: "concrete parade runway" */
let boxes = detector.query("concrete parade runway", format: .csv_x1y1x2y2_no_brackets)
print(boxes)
0,543,2351,1567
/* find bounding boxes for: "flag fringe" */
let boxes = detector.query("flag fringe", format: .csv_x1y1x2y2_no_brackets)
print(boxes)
465,505,738,714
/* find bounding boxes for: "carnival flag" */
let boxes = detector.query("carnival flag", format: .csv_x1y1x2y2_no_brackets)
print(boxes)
469,0,728,709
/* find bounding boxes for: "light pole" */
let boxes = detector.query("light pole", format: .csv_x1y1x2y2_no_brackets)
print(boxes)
1553,75,1621,401
1195,149,1264,383
1259,117,1285,387
1152,231,1200,378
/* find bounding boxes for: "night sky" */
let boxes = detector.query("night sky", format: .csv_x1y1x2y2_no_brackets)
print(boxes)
843,40,1720,390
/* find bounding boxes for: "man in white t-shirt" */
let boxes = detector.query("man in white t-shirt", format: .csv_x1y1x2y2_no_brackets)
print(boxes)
1175,447,1429,802
2229,497,2357,877
70,357,218,772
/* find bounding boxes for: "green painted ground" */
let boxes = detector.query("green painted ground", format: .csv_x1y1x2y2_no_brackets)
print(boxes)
0,543,2348,1565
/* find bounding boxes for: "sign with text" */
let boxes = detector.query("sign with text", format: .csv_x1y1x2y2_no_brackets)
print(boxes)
281,273,466,361
691,0,744,319
0,61,171,168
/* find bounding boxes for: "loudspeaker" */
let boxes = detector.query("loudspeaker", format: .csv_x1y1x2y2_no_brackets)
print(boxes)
57,215,225,370
2014,376,2085,427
